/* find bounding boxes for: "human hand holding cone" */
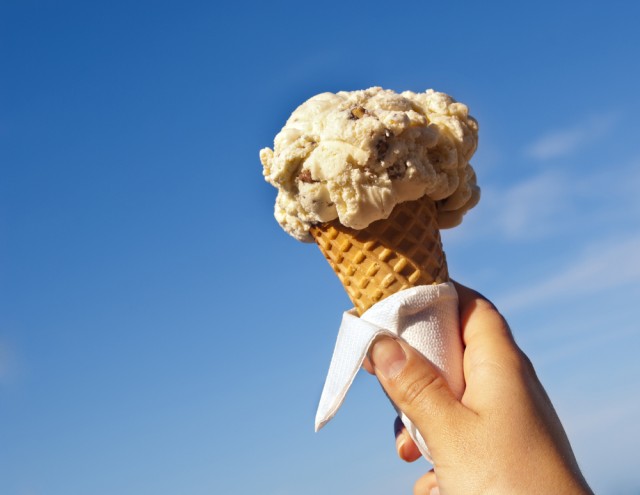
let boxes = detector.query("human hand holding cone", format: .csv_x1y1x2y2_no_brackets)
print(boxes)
309,195,462,463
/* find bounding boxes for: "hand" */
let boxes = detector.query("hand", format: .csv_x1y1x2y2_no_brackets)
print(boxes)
366,282,593,495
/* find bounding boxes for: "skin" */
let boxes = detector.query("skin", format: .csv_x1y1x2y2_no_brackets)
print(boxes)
365,282,594,495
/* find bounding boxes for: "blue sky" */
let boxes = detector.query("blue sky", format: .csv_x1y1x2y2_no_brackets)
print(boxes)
1,1,639,494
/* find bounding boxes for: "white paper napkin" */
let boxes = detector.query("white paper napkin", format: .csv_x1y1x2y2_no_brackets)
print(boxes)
315,281,464,463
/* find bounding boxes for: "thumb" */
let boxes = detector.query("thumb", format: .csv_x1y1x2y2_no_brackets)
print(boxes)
369,336,468,448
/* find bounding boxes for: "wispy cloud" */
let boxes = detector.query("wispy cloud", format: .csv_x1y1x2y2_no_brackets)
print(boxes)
451,154,640,244
452,171,576,242
498,235,640,312
530,323,637,367
567,395,640,435
525,113,618,160
495,172,569,239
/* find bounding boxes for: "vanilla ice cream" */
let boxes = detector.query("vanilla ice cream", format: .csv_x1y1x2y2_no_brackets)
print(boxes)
260,87,480,242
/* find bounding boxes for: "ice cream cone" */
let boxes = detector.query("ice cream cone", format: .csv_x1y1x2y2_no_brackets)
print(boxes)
310,195,449,316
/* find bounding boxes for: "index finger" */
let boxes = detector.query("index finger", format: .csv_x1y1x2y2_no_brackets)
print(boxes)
453,281,524,405
453,280,517,353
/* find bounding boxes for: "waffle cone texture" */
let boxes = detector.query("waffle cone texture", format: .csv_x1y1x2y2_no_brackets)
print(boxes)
310,196,449,316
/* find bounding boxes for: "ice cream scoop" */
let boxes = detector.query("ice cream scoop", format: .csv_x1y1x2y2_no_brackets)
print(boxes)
261,86,479,314
260,86,479,244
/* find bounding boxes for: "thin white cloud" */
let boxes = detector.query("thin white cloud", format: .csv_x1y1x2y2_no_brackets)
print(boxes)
525,113,618,160
497,172,569,239
530,323,637,368
576,154,640,220
498,235,640,312
448,154,640,245
451,171,574,242
567,395,640,435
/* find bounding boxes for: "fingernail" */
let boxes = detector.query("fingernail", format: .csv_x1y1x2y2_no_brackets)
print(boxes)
396,436,406,458
393,416,404,439
370,336,406,379
430,488,440,495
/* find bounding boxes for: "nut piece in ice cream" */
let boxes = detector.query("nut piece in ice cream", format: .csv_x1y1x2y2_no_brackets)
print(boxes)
260,87,480,242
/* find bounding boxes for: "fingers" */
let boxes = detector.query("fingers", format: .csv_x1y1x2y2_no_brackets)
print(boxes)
453,280,516,352
394,416,422,462
414,469,438,495
362,356,374,374
453,282,523,379
369,335,469,448
453,281,539,416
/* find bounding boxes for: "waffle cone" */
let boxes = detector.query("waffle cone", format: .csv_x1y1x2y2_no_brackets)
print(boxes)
310,196,449,316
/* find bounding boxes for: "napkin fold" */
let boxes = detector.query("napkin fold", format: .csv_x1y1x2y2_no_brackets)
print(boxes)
315,282,464,462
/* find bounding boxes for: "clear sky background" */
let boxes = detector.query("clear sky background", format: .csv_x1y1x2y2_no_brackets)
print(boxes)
1,1,639,494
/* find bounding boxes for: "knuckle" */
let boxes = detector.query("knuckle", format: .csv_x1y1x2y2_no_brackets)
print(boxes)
399,369,448,411
461,296,513,333
460,295,494,320
515,349,540,383
473,296,499,314
498,347,528,376
518,349,536,373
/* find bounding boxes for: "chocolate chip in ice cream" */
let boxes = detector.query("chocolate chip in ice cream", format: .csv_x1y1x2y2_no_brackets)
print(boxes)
298,169,315,183
376,129,392,159
387,162,407,180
